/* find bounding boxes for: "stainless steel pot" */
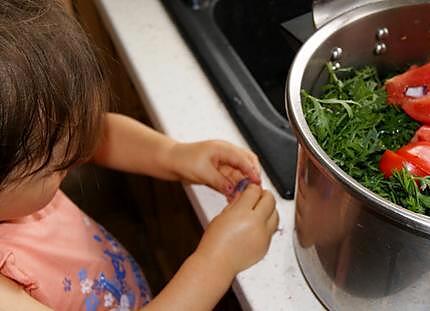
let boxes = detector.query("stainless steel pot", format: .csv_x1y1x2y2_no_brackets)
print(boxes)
286,1,430,309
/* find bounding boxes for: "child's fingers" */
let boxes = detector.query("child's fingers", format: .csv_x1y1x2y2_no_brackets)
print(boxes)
266,207,279,234
219,165,245,185
233,178,250,193
213,142,259,181
229,169,246,185
254,190,276,219
218,165,236,186
207,165,234,194
219,165,233,175
232,184,262,210
244,149,261,182
219,167,247,202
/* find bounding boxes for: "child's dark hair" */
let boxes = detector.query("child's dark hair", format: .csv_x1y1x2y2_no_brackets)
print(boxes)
0,0,108,188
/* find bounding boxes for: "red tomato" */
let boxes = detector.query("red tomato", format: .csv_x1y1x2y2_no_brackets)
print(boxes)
411,125,430,143
385,62,430,124
396,142,430,175
379,149,427,178
403,101,430,124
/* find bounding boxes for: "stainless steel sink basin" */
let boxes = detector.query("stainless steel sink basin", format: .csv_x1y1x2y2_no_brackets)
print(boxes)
162,0,312,199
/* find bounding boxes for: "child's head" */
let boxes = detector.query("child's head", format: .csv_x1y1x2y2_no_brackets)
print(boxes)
0,0,108,219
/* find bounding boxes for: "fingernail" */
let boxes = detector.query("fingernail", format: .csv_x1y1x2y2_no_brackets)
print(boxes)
234,178,250,193
252,166,260,178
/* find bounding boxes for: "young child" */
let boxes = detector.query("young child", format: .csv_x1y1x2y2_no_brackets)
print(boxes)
0,1,279,310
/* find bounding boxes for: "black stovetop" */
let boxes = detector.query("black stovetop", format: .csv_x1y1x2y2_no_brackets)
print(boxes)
161,0,313,199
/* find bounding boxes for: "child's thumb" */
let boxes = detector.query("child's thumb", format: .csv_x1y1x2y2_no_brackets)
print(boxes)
208,166,234,195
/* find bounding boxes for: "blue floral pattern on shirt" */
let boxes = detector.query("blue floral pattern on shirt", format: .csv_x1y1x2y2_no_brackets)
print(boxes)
64,218,151,310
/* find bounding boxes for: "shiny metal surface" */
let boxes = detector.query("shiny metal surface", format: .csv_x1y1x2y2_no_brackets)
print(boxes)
330,47,343,61
286,1,430,309
312,0,386,28
374,41,387,55
375,27,390,40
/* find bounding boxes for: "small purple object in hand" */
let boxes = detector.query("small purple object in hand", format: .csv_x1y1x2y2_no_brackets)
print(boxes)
234,178,250,193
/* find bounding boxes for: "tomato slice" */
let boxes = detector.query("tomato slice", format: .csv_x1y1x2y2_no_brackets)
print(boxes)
379,150,427,178
411,125,430,143
396,142,430,175
402,99,430,124
385,62,430,124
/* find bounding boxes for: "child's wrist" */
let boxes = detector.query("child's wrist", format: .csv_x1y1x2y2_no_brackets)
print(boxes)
191,248,237,281
161,140,183,181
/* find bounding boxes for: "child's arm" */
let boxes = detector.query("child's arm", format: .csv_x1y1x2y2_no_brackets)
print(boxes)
91,112,278,310
0,274,52,311
143,184,278,310
91,113,261,196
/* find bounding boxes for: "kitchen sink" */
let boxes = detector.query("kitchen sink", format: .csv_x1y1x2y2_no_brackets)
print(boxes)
161,0,312,199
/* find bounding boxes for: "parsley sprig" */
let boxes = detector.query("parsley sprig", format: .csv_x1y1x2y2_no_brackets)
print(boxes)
302,64,430,214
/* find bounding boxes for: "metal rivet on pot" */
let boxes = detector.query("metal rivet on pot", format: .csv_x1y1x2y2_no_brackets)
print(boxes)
332,62,341,70
376,27,389,40
330,47,343,61
374,42,387,55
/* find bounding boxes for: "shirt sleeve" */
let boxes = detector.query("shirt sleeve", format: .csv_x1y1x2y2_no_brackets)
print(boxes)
0,249,37,291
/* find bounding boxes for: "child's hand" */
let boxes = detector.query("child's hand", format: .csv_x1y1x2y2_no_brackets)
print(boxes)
168,140,261,197
195,184,278,275
140,184,277,310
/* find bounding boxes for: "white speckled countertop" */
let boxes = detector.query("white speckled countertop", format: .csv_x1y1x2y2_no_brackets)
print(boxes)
93,0,323,310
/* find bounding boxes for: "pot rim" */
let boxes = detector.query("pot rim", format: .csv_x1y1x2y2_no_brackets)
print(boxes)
286,0,430,235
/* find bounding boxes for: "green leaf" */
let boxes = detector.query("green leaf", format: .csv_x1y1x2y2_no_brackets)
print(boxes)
302,65,425,214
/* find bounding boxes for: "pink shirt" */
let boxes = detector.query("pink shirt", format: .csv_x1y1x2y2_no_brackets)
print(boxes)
0,191,151,310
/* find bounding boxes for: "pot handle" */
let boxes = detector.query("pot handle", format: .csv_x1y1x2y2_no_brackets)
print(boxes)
281,0,384,50
313,0,385,28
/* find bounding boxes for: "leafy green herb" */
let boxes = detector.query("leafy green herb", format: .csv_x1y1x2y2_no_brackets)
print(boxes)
302,63,430,214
